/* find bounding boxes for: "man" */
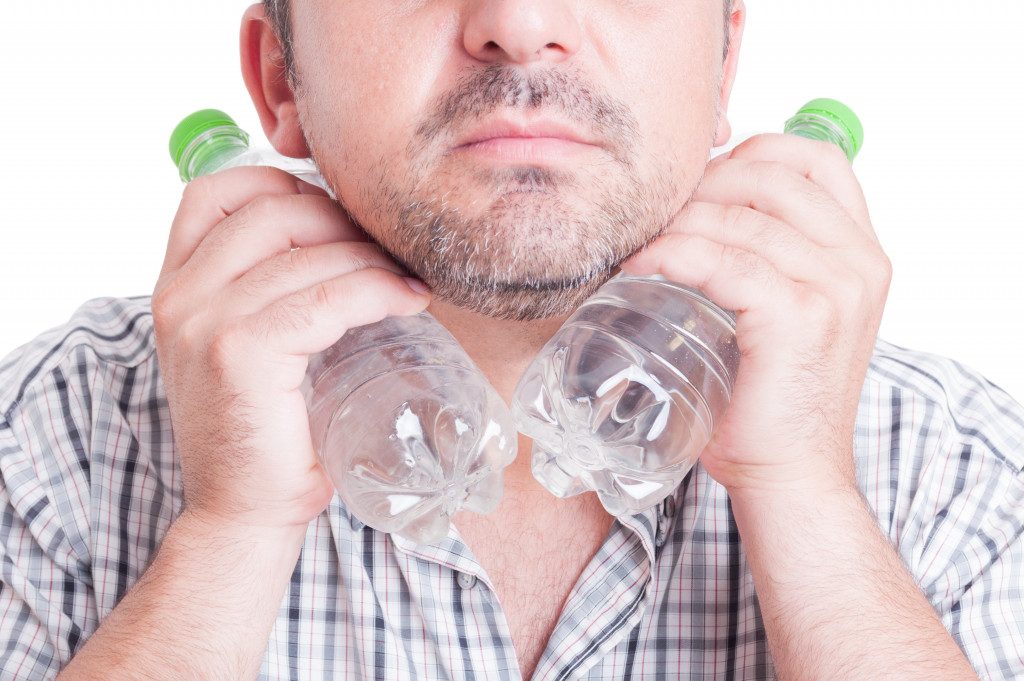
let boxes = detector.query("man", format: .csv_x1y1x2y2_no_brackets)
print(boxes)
1,1,1021,679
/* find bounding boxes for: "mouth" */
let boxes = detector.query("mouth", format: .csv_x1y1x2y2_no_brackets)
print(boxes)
451,117,603,165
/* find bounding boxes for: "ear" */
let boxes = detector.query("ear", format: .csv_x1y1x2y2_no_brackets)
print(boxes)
713,0,746,147
240,3,308,158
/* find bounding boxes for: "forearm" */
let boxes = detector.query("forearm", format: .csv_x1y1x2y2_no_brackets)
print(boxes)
57,511,305,681
729,478,979,681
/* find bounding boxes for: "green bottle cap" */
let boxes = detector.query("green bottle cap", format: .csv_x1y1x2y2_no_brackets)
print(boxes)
168,109,241,169
792,98,864,161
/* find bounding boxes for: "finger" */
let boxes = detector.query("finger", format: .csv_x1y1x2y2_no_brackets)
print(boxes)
699,155,876,250
720,133,875,240
164,165,304,275
240,268,432,358
161,165,356,277
621,231,793,315
224,241,411,316
173,192,370,293
655,200,836,286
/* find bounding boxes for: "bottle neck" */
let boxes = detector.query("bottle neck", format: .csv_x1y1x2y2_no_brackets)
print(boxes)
783,113,857,163
177,125,250,182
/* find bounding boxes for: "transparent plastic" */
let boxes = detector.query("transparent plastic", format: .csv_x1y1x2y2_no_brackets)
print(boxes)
176,125,331,193
304,314,517,544
170,111,517,544
783,114,855,161
513,99,860,517
512,276,738,516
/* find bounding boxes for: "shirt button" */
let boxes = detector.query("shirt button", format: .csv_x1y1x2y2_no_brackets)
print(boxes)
457,572,478,590
662,495,677,519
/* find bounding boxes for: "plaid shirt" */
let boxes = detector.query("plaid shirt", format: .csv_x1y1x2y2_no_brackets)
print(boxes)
1,297,1022,680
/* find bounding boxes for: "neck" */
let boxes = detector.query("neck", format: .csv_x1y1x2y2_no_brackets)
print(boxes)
426,299,568,404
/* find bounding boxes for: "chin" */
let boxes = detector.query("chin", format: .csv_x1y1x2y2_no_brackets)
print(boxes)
416,260,618,322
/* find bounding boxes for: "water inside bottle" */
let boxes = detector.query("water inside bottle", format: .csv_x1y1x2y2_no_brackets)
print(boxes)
513,277,739,516
306,315,517,544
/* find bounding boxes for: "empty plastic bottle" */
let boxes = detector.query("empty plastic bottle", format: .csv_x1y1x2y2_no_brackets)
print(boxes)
511,98,863,517
170,109,517,544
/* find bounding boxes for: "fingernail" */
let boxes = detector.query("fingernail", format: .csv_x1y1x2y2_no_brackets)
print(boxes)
404,277,430,295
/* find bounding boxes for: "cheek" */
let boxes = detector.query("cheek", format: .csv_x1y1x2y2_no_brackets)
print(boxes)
295,12,461,201
585,4,724,166
628,48,722,174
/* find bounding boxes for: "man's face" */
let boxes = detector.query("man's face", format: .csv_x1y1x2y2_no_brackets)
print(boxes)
285,1,735,320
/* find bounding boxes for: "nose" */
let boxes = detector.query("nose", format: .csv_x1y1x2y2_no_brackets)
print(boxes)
463,0,583,65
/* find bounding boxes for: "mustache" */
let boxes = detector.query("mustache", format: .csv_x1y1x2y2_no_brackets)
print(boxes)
411,64,640,166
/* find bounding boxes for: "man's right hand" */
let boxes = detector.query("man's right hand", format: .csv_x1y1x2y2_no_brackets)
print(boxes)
57,167,430,680
152,165,432,535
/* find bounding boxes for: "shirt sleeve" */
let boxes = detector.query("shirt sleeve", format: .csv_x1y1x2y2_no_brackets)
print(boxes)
0,298,164,679
865,345,1024,680
1,409,98,678
950,507,1024,681
912,432,1024,681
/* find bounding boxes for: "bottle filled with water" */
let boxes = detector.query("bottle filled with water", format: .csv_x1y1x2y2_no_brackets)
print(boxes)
512,99,864,517
169,110,518,544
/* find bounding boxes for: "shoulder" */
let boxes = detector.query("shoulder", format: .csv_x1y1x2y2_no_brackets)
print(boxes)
858,339,1024,616
0,296,157,418
861,338,1024,475
0,297,179,608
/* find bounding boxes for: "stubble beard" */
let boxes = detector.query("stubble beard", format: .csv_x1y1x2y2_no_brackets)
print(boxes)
314,65,685,322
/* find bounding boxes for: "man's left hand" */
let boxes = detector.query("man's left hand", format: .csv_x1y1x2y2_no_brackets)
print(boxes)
621,133,892,496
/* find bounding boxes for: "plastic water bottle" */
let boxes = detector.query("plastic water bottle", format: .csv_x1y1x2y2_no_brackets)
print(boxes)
302,315,517,545
511,98,864,517
169,109,331,192
170,110,517,544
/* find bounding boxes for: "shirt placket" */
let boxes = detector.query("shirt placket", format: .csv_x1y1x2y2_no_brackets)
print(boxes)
328,497,672,681
530,501,669,681
391,525,521,680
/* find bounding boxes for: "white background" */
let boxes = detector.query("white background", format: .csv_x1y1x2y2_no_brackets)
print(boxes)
3,2,1023,401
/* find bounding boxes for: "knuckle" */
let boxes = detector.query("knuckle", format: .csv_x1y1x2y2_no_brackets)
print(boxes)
721,203,749,232
222,194,281,243
225,199,260,235
177,314,206,350
151,280,185,337
799,288,836,323
180,173,218,206
851,251,893,298
264,293,316,338
166,315,211,369
244,192,280,220
287,245,316,272
800,181,838,215
749,160,789,191
700,241,731,290
309,280,334,310
732,248,772,285
731,248,759,274
753,219,800,259
819,139,850,165
246,256,292,296
204,317,266,372
207,320,249,370
873,252,894,288
345,242,387,271
151,287,173,325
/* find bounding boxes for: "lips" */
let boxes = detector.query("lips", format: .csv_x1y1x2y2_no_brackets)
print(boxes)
454,118,599,150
